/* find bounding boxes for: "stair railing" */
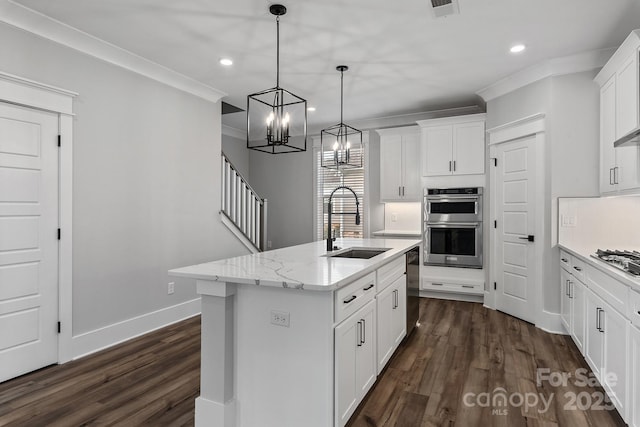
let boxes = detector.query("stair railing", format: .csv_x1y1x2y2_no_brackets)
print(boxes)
221,153,267,251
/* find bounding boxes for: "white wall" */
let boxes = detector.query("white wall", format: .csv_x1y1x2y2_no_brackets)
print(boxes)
485,71,600,316
0,23,248,338
248,148,315,249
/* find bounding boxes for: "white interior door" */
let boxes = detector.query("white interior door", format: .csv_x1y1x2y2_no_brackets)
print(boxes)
0,102,59,382
494,135,536,324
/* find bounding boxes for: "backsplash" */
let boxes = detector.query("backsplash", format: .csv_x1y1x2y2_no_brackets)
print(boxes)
558,195,640,250
383,202,421,231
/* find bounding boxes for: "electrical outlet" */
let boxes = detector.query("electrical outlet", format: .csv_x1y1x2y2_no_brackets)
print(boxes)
168,282,175,295
270,310,290,327
391,213,398,222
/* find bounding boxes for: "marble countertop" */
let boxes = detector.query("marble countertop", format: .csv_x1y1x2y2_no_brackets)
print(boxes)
559,244,640,291
372,229,422,237
169,238,421,292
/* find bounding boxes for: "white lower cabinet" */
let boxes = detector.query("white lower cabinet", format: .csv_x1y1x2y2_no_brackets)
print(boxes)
630,324,640,427
601,300,628,420
584,287,627,420
570,279,585,352
560,262,586,353
560,267,571,332
335,299,377,427
376,275,407,374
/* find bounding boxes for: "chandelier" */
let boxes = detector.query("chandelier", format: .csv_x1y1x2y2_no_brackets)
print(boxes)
246,4,307,154
321,65,363,169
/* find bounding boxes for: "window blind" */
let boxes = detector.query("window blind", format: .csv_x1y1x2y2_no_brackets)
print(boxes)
315,148,365,240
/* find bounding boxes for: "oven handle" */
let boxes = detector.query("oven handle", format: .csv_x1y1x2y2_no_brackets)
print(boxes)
426,222,481,228
425,197,480,203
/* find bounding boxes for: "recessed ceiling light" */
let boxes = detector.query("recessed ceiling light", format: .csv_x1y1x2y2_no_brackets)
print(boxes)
219,58,233,66
307,107,316,112
510,44,526,54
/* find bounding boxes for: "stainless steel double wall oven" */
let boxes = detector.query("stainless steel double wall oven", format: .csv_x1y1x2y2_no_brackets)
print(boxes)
423,187,483,268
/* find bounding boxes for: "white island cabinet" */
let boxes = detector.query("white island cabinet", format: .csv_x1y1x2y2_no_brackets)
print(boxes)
169,238,420,427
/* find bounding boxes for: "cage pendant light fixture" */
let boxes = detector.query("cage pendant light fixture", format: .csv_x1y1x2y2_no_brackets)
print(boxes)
321,65,363,169
247,4,307,154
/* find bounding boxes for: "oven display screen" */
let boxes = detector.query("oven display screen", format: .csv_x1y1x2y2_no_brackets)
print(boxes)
430,228,476,256
429,201,476,214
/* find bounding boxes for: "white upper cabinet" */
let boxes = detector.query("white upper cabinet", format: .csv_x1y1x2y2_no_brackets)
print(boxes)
616,50,639,138
595,30,640,195
417,114,486,177
377,127,421,202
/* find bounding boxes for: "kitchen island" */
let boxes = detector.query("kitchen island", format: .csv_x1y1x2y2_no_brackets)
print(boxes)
169,238,420,427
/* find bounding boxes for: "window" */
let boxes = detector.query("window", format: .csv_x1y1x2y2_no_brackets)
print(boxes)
315,146,365,240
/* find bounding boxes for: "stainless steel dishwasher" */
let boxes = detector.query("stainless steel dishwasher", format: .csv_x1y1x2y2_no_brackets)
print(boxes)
406,247,420,335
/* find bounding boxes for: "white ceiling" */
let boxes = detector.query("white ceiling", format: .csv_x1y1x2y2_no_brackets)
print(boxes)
13,0,640,132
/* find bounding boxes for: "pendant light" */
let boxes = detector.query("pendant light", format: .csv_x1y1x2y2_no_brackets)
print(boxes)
321,65,363,169
247,4,307,154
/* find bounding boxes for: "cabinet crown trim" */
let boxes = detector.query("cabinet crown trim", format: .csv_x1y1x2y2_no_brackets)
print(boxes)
594,30,640,86
416,113,486,128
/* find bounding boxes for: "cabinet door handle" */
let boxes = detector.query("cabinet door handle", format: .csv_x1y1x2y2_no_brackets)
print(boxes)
565,280,570,296
453,160,456,171
596,308,602,331
356,320,363,347
344,295,357,304
449,161,452,172
599,309,604,333
402,186,405,196
569,281,573,299
614,166,619,185
361,319,366,344
432,282,443,286
610,168,614,185
363,284,374,291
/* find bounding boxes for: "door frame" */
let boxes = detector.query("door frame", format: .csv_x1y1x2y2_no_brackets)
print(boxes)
0,71,77,363
486,113,547,327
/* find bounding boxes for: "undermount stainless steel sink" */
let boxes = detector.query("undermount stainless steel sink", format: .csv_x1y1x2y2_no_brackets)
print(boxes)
326,247,390,259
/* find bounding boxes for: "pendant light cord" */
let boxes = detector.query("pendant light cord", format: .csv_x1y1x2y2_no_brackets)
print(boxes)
340,68,344,124
276,16,280,88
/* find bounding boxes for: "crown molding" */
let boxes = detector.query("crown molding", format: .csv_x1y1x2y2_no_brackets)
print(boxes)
0,0,226,103
594,30,640,86
477,48,616,102
221,125,246,140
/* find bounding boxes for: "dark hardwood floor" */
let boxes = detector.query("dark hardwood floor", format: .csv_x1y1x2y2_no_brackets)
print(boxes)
347,298,626,427
0,316,200,426
0,299,627,426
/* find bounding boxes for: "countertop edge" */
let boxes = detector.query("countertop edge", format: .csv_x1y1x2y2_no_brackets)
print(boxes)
558,244,640,291
169,240,420,292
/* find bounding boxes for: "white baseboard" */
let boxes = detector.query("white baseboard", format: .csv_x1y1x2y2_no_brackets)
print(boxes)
536,310,565,335
71,298,201,360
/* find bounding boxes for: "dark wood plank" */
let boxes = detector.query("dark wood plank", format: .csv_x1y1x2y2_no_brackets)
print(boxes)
347,298,626,427
0,299,629,427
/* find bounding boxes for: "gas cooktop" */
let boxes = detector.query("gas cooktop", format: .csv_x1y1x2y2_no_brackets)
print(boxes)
592,249,640,277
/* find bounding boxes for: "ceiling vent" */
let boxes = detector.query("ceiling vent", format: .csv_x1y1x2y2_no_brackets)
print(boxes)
429,0,459,18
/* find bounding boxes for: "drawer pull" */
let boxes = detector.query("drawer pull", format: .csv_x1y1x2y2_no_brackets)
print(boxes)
637,311,640,315
561,258,568,263
462,285,474,289
573,266,582,272
432,283,443,286
363,284,374,291
343,295,357,304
